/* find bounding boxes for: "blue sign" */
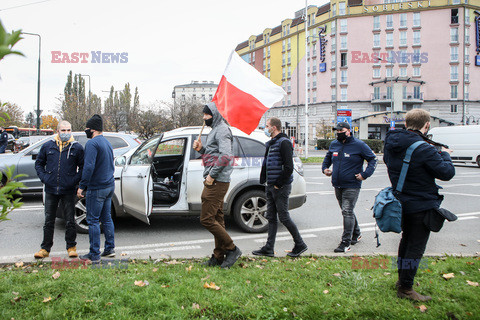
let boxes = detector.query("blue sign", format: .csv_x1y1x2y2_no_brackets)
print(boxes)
337,117,352,128
318,26,328,63
476,55,480,66
390,121,396,129
319,62,326,72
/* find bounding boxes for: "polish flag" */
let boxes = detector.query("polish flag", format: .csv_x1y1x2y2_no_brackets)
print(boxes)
213,51,286,135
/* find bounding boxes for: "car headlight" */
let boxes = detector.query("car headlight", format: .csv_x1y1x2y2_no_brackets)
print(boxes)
293,156,304,176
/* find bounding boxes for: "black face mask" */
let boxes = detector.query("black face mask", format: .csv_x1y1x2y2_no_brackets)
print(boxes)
85,129,93,139
337,132,347,141
205,118,213,127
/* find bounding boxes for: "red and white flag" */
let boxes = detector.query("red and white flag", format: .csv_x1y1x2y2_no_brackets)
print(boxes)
213,51,286,135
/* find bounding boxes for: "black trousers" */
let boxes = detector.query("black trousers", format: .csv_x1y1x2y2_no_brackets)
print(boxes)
397,209,431,288
41,192,77,251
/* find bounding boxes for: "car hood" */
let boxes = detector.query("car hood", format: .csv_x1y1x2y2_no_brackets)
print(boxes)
0,153,21,169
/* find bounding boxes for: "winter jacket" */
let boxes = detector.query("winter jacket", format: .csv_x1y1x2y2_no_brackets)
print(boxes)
260,133,294,187
198,102,234,183
0,131,8,149
383,129,455,213
322,136,377,188
35,138,84,195
79,135,115,191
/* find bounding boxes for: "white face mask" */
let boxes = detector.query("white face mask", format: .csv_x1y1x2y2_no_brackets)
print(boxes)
264,128,271,137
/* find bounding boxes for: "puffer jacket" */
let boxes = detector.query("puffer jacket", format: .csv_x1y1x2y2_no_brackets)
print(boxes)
199,102,234,183
35,138,84,195
384,129,455,213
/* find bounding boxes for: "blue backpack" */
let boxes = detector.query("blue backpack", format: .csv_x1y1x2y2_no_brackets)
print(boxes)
372,141,426,246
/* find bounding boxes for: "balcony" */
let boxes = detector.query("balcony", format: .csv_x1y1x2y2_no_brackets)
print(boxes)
371,92,424,104
403,92,424,103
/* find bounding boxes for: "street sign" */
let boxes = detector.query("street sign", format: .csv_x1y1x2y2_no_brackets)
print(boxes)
354,126,359,132
476,55,480,66
390,121,395,130
319,63,326,72
337,109,352,128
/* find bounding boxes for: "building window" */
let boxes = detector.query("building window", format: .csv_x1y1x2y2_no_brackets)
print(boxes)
465,51,470,63
386,67,393,78
450,65,458,81
452,0,460,5
282,53,286,65
341,36,347,49
387,86,393,99
413,30,421,45
402,86,407,99
340,19,347,33
464,85,469,100
332,3,336,17
374,33,380,47
414,86,421,99
288,66,291,78
332,37,336,51
451,85,458,99
400,13,407,27
374,87,380,99
386,15,393,29
331,21,336,35
373,16,380,30
413,12,421,27
332,88,336,101
373,68,380,78
465,8,470,25
341,88,347,101
282,40,286,51
465,66,469,81
451,28,459,43
413,49,421,63
287,38,291,50
400,31,407,46
341,53,347,67
386,33,393,47
341,70,348,83
413,67,421,76
450,104,458,113
332,53,337,68
339,2,346,15
400,67,407,77
331,72,336,85
451,46,458,62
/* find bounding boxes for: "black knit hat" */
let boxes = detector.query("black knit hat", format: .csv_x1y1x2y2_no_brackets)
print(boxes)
86,114,103,131
203,105,213,116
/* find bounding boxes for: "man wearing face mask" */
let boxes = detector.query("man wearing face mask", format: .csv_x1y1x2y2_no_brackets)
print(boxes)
193,103,241,269
0,126,8,153
77,114,115,263
34,121,84,259
322,122,377,253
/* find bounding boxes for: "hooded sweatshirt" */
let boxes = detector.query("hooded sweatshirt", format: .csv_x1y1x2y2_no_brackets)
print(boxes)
199,102,234,183
383,129,455,213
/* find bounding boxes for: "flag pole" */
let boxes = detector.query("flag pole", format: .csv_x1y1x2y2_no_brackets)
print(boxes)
304,0,309,159
198,122,205,142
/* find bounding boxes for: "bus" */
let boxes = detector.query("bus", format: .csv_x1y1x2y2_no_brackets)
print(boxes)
5,126,54,139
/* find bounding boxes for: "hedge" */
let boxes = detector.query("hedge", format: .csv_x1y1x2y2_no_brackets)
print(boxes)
316,139,384,153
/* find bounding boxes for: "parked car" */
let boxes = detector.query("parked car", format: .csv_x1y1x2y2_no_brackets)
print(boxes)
6,133,15,152
73,127,307,234
0,132,141,192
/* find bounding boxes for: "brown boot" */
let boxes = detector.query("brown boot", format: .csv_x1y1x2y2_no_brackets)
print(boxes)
34,249,49,259
397,286,432,301
67,246,78,258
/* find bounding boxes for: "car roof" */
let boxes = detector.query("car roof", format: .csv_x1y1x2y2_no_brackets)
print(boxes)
163,126,269,143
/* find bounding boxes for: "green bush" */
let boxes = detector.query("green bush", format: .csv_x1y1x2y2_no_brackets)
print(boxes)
317,139,384,153
316,139,334,150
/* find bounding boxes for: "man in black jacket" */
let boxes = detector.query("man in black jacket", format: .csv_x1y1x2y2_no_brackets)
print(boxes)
384,109,455,301
252,117,307,258
0,126,8,153
34,121,84,259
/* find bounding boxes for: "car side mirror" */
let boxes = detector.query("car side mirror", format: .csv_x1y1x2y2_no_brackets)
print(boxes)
115,156,126,167
31,150,39,160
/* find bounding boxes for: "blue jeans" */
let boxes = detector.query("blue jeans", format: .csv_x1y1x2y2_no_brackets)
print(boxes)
0,144,6,153
86,186,115,259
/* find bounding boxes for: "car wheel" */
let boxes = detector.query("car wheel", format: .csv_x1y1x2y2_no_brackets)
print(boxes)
477,156,480,168
74,198,89,234
233,190,268,233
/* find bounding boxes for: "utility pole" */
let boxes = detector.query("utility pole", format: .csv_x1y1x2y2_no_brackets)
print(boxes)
22,32,41,134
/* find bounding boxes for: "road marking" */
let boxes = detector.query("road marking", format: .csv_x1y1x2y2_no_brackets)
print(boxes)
254,234,317,243
12,205,44,211
442,192,480,197
306,182,324,185
457,216,479,221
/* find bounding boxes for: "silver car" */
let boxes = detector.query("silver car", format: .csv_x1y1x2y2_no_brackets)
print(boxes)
73,127,307,234
0,132,141,192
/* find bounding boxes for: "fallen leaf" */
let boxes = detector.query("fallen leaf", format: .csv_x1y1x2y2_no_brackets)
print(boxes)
142,260,148,264
203,282,220,290
134,280,149,287
257,295,263,299
246,280,251,284
460,244,467,247
384,272,391,276
280,290,286,294
15,262,24,268
185,265,193,272
85,300,94,303
262,259,268,262
327,283,332,287
283,307,288,312
333,273,341,277
12,292,19,296
43,297,52,303
121,253,127,256
460,271,466,276
192,303,200,309
443,273,455,280
466,262,474,265
161,285,170,288
467,280,479,287
416,305,427,312
52,271,61,280
201,275,210,281
181,306,184,310
255,265,264,269
106,302,113,306
152,268,158,272
11,296,22,304
323,290,329,294
32,270,38,273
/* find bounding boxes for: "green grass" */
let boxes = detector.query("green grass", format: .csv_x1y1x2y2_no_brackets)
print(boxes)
1,256,479,319
300,156,324,164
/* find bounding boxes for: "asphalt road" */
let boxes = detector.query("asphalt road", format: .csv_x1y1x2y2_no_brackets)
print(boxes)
1,163,479,264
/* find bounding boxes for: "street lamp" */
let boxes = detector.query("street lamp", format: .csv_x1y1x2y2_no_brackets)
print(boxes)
22,32,41,134
376,57,395,129
79,74,91,115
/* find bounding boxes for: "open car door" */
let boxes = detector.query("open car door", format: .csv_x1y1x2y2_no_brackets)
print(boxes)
121,135,163,224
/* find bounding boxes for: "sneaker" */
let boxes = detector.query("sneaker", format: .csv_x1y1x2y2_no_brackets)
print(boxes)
220,246,242,269
252,246,274,257
202,255,223,267
67,246,78,258
80,253,100,263
351,234,362,245
34,249,49,259
397,286,432,302
101,249,115,258
334,242,351,253
287,242,308,257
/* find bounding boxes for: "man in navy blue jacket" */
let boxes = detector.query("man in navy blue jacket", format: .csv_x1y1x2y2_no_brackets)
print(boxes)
384,109,455,301
77,114,115,263
34,121,84,259
322,122,377,253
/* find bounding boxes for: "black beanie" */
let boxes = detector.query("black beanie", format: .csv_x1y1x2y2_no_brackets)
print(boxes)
203,105,213,116
86,114,103,131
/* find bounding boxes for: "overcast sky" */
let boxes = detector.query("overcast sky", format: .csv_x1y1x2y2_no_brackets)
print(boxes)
0,0,327,117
